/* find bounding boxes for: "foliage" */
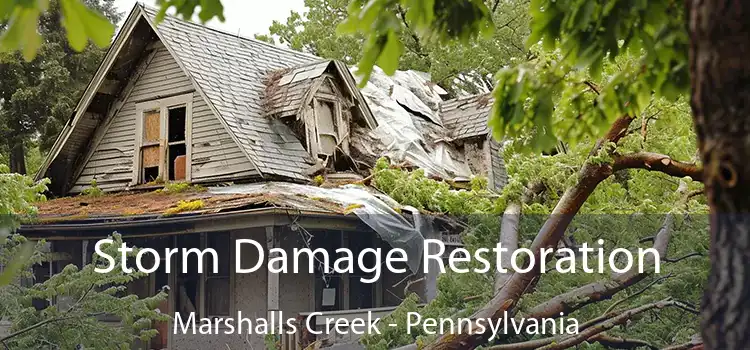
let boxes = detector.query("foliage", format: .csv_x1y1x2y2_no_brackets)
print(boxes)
0,233,168,348
0,165,48,232
164,199,204,215
371,157,502,215
155,0,225,23
0,0,121,172
155,181,206,194
0,163,164,347
363,99,707,348
80,179,104,197
259,0,529,94
0,161,48,287
0,0,115,61
338,0,691,153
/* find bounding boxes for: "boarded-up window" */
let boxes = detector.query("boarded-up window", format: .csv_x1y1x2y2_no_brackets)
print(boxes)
141,110,161,182
138,101,188,183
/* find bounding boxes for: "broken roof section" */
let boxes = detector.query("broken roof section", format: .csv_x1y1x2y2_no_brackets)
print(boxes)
29,181,428,272
351,66,472,180
441,94,494,140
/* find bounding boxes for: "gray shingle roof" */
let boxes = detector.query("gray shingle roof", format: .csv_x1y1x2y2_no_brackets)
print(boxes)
142,6,323,181
440,93,494,140
265,61,332,118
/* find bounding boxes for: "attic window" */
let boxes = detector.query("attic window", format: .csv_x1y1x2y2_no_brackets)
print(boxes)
316,100,337,155
134,94,192,184
307,96,349,160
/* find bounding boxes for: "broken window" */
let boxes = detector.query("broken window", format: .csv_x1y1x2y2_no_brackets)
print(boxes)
167,106,187,181
315,99,337,156
135,94,191,184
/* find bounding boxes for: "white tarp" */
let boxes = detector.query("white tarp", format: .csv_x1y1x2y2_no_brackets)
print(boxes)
209,182,427,272
353,66,471,179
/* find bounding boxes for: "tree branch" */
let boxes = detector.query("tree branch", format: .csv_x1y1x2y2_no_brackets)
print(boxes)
613,152,703,182
491,299,681,350
589,333,659,349
422,116,635,350
525,211,675,319
537,299,682,350
495,202,520,292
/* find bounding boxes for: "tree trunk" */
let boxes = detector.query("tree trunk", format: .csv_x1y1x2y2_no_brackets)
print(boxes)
688,1,750,348
9,139,26,175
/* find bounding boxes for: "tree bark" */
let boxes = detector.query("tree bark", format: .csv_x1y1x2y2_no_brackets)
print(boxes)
688,1,750,348
8,139,26,175
421,116,634,350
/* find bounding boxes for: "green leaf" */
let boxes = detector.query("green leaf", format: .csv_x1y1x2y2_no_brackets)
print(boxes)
378,30,403,75
60,0,115,51
0,241,33,287
0,6,43,61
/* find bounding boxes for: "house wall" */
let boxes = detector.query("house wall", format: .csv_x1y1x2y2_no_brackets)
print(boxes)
488,138,508,191
71,43,257,194
170,228,314,350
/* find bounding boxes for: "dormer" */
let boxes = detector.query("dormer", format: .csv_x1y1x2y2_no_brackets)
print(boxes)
264,61,377,169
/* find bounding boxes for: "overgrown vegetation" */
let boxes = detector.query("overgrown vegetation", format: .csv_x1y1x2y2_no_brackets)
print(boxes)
0,162,166,348
163,199,205,215
80,179,104,197
363,97,708,348
155,181,206,194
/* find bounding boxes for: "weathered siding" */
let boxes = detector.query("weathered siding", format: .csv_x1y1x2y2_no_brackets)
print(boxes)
71,44,256,193
488,138,507,191
190,96,257,183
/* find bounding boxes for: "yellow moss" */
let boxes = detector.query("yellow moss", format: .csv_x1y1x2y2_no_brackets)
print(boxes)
313,175,325,186
343,203,364,214
155,182,206,194
164,200,204,215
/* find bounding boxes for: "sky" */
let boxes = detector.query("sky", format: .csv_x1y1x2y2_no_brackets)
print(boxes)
113,0,306,37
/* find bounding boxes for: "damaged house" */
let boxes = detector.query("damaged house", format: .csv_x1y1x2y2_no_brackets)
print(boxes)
20,3,506,350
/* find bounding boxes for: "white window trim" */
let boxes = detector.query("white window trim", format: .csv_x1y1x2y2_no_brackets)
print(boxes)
133,93,193,184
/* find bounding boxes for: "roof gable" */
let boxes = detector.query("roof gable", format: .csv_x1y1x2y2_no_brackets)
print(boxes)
140,6,319,181
39,4,379,193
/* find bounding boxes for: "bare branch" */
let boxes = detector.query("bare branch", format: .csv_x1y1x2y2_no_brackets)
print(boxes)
537,299,682,350
664,252,703,263
495,202,520,292
613,152,703,182
589,333,659,349
662,335,703,350
526,212,674,319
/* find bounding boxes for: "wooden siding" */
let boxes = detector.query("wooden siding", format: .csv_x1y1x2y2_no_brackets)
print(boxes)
488,139,507,191
71,45,257,193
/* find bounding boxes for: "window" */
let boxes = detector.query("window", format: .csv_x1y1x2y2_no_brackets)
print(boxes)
308,96,349,160
315,99,338,156
174,232,232,319
134,94,192,184
205,232,231,316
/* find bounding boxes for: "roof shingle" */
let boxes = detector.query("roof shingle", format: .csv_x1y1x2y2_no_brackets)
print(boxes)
143,6,321,181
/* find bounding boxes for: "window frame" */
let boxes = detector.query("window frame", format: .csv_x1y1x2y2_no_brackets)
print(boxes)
133,93,193,184
311,94,346,158
201,232,233,318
